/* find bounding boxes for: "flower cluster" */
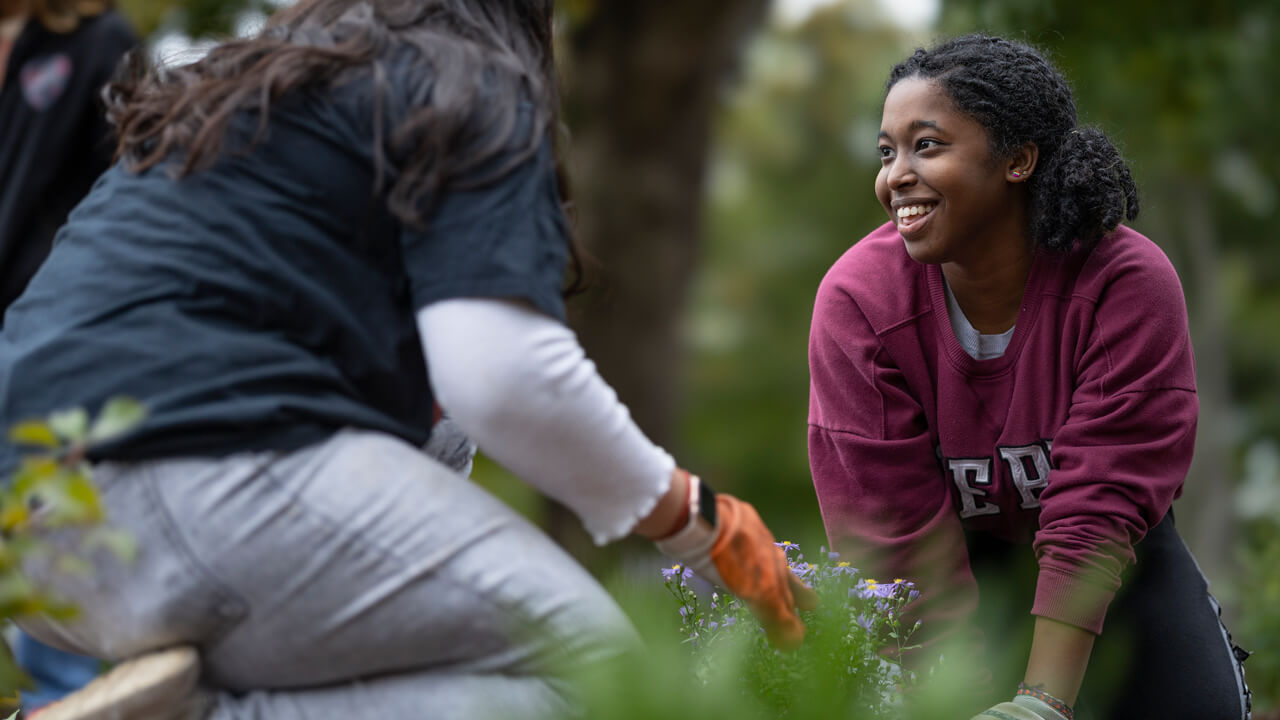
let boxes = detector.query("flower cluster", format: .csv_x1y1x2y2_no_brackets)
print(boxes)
661,542,921,717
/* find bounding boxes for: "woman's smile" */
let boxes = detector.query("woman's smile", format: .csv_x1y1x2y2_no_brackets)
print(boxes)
892,200,939,238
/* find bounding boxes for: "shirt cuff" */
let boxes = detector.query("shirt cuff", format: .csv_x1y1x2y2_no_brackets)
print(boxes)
1031,565,1116,635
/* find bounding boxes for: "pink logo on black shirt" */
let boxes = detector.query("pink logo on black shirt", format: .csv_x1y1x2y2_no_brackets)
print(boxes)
20,53,72,111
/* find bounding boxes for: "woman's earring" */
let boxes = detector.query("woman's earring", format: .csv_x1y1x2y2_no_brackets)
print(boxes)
1011,170,1023,178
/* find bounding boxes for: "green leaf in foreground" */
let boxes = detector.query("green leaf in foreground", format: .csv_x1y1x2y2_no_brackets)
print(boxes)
6,421,58,449
48,408,90,444
1,398,145,700
87,397,147,444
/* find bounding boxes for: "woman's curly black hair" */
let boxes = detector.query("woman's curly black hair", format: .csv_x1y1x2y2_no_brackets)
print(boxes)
888,34,1138,251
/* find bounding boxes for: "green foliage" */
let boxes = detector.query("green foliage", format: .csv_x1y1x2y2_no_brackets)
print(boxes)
0,399,145,699
1239,520,1280,709
574,575,771,720
662,544,919,718
577,553,976,720
1238,443,1280,710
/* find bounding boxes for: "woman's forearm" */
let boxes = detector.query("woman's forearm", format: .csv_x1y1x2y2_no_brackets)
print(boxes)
1023,615,1096,706
632,469,691,540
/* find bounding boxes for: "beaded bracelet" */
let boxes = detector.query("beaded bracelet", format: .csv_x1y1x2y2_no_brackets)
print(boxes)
1016,683,1074,720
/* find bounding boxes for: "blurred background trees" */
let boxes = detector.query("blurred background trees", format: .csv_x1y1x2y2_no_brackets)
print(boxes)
112,0,1280,709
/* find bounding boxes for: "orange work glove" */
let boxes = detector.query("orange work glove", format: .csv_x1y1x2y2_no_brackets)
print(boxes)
656,475,818,650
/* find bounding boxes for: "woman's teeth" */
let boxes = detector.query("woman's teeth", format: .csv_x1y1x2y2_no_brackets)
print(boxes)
896,204,935,221
896,204,936,228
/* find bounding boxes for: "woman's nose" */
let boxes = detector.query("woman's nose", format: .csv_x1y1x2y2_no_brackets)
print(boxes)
886,156,916,189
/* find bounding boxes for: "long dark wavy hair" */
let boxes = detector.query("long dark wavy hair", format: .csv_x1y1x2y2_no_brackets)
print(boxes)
105,0,585,287
888,34,1139,252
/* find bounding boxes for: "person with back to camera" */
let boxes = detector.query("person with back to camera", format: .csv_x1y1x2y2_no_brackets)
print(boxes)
807,34,1251,720
0,0,817,718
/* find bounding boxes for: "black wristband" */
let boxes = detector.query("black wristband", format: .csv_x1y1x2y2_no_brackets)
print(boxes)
697,479,717,529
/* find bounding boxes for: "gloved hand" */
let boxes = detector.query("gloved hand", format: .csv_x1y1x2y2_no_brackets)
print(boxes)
655,475,818,650
971,695,1072,720
971,703,1045,720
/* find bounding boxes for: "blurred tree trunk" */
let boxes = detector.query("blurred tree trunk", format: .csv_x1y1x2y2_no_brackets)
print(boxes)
545,0,768,565
1158,178,1237,607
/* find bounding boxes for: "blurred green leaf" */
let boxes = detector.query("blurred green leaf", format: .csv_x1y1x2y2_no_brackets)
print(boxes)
48,408,89,444
1,400,142,691
0,504,27,535
32,477,104,528
65,472,104,514
7,421,58,449
10,457,59,497
87,397,148,445
0,572,37,616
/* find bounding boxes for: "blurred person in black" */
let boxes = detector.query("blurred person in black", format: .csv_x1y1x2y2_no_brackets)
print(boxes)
0,0,136,315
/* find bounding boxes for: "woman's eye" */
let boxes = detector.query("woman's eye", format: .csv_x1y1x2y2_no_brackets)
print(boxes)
878,146,894,159
916,138,941,151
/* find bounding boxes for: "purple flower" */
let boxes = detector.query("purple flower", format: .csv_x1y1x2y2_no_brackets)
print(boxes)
828,560,859,577
893,579,922,602
661,564,694,583
856,579,897,599
790,562,817,580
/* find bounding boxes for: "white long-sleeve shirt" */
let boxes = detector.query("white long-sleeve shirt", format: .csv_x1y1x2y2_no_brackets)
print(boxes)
418,298,674,545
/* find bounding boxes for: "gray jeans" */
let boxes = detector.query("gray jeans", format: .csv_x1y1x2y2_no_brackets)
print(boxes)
18,428,638,719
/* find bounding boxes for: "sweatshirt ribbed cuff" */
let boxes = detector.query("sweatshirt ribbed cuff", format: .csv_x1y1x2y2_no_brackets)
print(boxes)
1031,566,1115,635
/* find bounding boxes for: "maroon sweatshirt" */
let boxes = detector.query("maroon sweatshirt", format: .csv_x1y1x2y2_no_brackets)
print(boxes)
808,222,1197,646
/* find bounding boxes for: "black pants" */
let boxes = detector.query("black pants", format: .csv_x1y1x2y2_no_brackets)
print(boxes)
966,512,1252,720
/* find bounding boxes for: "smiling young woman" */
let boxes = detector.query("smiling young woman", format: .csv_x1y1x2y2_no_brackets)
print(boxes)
875,75,1036,334
808,34,1251,720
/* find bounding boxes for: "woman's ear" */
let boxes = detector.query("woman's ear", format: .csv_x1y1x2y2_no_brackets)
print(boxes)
1007,142,1039,183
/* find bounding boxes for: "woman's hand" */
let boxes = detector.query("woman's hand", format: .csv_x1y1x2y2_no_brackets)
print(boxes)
970,701,1056,720
970,684,1074,720
648,471,818,650
970,695,1071,720
705,492,819,648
